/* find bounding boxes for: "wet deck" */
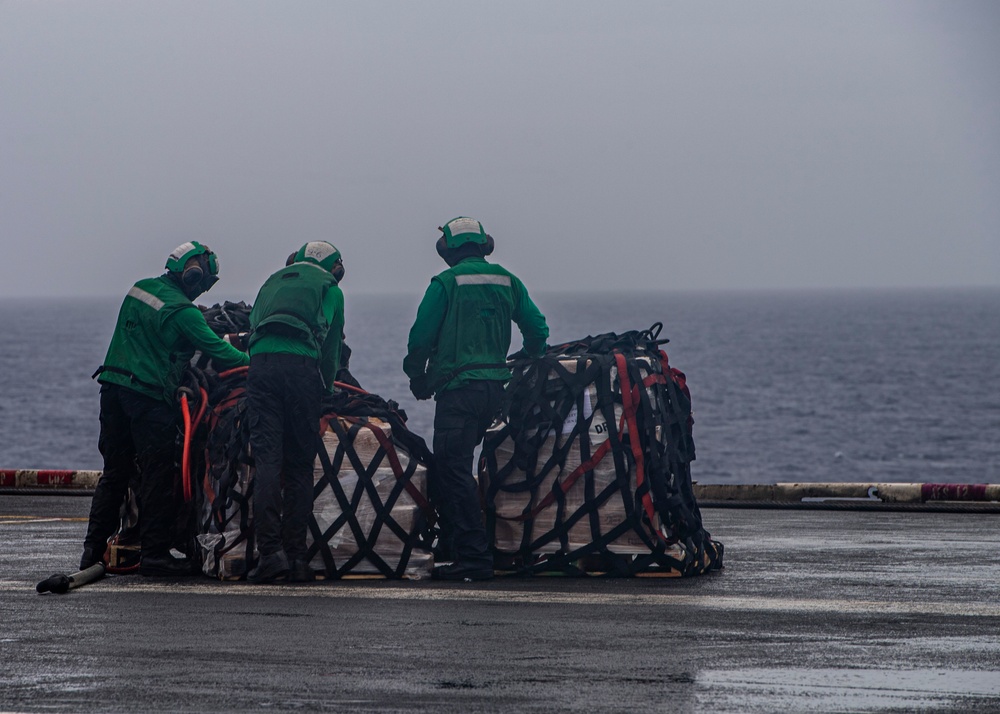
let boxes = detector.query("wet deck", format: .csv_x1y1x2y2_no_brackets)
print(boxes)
2,494,999,712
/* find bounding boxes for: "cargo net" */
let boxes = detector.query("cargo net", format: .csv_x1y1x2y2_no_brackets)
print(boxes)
481,323,723,576
164,302,433,580
195,377,435,580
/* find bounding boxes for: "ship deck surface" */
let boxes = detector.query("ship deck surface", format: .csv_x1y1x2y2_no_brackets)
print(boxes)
3,495,998,712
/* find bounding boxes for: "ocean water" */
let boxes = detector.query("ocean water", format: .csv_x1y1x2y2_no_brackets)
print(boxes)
1,288,997,484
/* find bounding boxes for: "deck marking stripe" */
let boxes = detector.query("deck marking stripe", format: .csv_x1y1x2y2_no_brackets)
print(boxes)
3,580,999,617
0,516,89,524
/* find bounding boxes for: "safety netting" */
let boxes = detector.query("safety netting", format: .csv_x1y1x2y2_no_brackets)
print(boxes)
480,324,723,576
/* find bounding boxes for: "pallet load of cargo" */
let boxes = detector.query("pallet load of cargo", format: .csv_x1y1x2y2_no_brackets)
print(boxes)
195,371,436,580
480,324,724,576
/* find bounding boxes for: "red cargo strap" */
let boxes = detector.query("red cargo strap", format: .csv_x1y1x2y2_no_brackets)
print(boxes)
659,350,691,398
615,352,660,539
508,437,616,523
643,373,667,388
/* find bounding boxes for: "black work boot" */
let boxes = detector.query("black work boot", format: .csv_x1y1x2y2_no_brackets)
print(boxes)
288,559,314,583
247,551,290,584
79,545,104,571
432,561,494,582
139,554,197,577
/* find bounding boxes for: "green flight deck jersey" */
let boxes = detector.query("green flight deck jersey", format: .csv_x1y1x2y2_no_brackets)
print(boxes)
404,257,549,395
97,275,250,403
248,261,345,391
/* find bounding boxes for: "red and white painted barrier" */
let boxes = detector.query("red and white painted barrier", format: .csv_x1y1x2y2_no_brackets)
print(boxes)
0,469,101,490
693,482,1000,503
3,471,997,507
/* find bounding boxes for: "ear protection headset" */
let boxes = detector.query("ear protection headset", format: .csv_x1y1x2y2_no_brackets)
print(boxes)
181,254,206,287
182,251,218,287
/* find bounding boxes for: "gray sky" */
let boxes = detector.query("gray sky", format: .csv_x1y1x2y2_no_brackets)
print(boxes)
2,0,998,299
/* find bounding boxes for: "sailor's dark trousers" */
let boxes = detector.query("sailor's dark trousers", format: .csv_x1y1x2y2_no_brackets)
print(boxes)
84,384,179,560
247,353,323,563
432,380,503,569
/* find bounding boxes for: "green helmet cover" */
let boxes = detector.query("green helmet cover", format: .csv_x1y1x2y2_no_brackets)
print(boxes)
293,241,342,272
165,241,218,276
441,217,487,249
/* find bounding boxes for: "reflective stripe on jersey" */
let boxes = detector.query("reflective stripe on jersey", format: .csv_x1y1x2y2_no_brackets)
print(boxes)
455,274,512,287
127,286,165,311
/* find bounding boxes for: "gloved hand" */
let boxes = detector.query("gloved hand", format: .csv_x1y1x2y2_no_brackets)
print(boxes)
409,375,434,401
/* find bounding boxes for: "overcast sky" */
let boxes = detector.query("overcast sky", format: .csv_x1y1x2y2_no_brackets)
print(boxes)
2,1,998,299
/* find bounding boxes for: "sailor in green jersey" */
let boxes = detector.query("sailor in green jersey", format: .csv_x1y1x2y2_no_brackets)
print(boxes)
404,217,549,581
245,241,346,584
82,242,249,577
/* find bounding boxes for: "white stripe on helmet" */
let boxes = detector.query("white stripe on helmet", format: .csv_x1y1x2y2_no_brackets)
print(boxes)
303,241,338,263
168,242,197,263
447,218,481,237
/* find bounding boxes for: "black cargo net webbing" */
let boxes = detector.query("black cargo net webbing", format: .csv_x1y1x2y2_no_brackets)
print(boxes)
308,405,435,579
481,324,723,577
190,368,256,577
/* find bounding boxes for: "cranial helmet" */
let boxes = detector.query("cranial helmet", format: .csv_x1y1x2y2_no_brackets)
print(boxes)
440,217,488,248
293,241,342,272
436,217,494,264
165,241,219,290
